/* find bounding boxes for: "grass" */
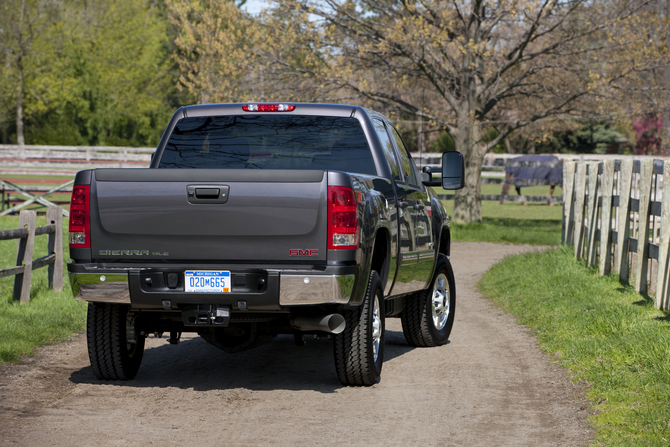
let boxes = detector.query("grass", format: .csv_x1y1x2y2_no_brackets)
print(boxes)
436,183,563,245
479,246,670,446
449,217,561,245
0,215,87,364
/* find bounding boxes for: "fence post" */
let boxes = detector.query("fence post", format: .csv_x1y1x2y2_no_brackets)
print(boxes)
13,210,36,303
634,159,654,293
599,160,615,275
573,163,588,257
616,159,634,283
47,206,63,291
562,161,576,244
655,160,670,310
586,162,600,266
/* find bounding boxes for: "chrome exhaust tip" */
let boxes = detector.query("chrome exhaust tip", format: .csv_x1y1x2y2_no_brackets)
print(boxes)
290,314,346,334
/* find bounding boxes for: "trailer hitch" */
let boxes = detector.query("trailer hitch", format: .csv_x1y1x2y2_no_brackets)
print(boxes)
181,304,231,327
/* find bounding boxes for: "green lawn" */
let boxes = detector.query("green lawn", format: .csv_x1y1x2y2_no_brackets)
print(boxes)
437,183,563,246
480,246,670,446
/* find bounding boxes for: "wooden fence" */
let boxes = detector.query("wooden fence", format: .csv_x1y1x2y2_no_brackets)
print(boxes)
0,207,63,303
0,144,154,171
562,159,670,310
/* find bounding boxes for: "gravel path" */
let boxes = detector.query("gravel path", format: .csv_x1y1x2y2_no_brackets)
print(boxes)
0,242,593,446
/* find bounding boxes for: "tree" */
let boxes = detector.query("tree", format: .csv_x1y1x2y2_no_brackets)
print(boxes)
0,0,59,145
0,0,183,147
169,0,669,222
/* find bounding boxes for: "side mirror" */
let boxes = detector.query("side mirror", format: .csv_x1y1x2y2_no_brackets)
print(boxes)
442,151,464,190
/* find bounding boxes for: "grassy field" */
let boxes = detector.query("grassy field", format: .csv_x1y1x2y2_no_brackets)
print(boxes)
440,183,563,246
0,215,86,363
480,246,670,446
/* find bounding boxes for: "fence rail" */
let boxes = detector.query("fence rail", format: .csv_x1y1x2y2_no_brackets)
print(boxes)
0,144,154,170
0,207,63,302
563,159,670,310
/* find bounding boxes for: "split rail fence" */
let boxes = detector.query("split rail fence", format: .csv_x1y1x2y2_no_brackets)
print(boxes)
562,159,670,310
0,207,63,303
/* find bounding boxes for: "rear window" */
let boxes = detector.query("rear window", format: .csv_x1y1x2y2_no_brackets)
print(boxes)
159,115,377,175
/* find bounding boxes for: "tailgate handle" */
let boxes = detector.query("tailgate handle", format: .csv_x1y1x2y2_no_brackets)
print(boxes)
187,185,229,204
195,188,219,198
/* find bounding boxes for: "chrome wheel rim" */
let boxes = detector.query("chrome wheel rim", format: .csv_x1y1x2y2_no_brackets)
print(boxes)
431,273,450,330
372,294,382,362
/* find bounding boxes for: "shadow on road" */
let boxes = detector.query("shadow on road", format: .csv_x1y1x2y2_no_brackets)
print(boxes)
69,329,416,393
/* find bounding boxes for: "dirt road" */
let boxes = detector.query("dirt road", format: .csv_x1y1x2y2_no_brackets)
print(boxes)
0,242,592,446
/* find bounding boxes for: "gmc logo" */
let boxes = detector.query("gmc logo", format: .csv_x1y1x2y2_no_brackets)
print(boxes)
289,249,319,257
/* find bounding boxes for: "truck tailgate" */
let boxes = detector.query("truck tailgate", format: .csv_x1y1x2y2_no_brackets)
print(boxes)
90,169,328,262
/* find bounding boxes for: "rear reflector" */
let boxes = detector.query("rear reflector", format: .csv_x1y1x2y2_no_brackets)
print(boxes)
69,185,91,248
242,104,295,112
328,186,358,250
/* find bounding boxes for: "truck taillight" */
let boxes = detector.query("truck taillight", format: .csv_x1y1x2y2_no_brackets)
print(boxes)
242,104,295,112
328,186,358,250
69,185,91,248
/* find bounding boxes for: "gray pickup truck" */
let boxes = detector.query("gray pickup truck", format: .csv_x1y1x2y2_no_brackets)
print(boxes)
67,103,464,386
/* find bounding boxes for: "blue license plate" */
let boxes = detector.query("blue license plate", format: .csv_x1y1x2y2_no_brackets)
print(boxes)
184,271,231,293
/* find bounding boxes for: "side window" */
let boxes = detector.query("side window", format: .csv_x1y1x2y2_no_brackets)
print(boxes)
389,125,418,187
372,118,401,181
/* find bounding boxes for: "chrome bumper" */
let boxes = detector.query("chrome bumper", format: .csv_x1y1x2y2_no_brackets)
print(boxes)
69,270,356,307
69,272,131,304
279,274,355,305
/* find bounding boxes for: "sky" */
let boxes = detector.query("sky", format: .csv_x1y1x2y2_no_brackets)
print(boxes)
242,0,271,15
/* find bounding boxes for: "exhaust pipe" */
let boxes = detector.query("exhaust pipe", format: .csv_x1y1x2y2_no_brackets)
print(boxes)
290,314,346,334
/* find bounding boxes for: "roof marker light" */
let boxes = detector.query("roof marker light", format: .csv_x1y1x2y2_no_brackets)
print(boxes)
242,104,295,112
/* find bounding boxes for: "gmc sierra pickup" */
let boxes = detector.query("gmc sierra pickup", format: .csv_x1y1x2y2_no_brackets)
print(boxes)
68,103,464,386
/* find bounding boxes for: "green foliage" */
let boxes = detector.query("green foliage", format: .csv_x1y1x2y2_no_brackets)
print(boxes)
535,119,626,154
480,247,670,445
0,0,189,146
431,131,455,152
0,215,86,364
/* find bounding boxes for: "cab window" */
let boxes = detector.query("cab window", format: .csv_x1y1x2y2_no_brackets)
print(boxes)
372,118,401,180
389,125,418,187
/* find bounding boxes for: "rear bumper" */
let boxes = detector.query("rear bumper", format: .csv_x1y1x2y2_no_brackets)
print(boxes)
68,264,358,309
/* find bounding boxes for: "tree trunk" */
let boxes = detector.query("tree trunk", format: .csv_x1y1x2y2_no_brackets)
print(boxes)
504,136,515,154
451,117,485,224
16,57,25,146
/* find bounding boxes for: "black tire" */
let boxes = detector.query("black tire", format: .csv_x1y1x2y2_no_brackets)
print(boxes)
401,255,456,347
333,270,385,386
87,303,145,380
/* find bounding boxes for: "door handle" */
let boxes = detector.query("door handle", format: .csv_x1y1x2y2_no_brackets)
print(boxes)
187,185,229,204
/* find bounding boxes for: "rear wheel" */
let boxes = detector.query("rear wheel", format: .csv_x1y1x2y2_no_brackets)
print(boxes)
401,255,455,347
333,270,385,386
87,303,145,380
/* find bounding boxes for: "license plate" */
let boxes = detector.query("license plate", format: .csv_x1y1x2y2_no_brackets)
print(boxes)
184,271,231,293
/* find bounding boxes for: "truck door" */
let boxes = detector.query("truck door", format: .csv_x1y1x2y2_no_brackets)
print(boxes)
371,118,416,296
388,124,435,290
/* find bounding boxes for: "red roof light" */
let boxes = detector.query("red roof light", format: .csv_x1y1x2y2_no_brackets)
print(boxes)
242,104,295,112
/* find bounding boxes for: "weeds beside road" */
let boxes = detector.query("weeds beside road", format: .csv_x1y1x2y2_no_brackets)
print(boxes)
480,246,670,445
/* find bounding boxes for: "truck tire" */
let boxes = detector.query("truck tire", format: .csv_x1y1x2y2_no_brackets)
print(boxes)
333,270,385,386
401,255,455,347
87,303,145,380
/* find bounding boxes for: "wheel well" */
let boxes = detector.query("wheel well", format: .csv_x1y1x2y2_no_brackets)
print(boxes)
439,229,450,257
371,229,390,287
